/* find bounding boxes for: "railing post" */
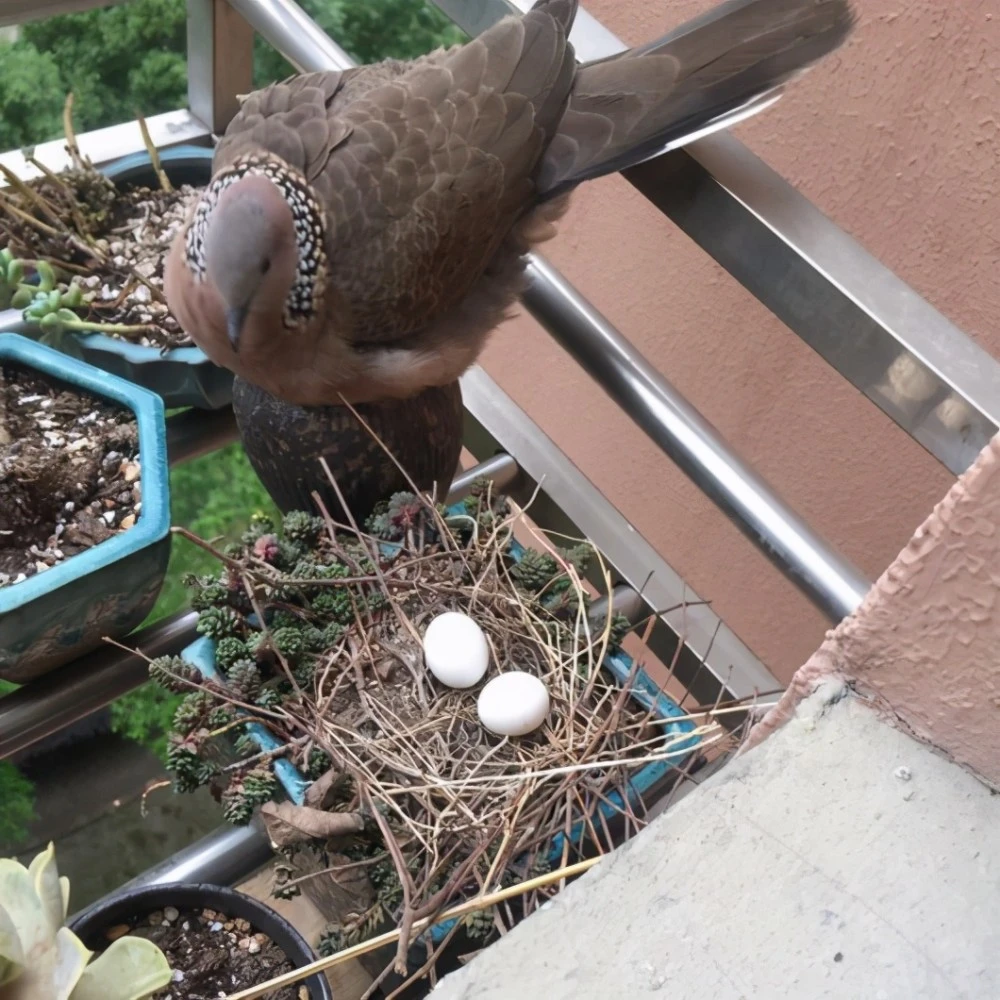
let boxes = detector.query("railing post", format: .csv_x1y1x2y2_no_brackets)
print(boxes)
186,0,255,135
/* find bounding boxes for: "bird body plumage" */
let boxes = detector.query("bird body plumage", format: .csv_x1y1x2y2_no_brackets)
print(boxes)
165,0,855,406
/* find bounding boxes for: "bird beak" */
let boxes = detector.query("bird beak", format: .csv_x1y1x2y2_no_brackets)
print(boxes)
226,306,247,354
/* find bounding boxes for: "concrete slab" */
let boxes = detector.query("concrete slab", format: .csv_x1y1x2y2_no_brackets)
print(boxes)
432,685,999,1000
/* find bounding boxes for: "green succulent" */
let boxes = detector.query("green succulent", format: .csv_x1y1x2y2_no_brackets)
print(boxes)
317,927,345,957
271,626,305,664
255,686,283,710
240,512,275,546
511,549,559,592
165,737,210,794
214,636,247,670
463,906,496,941
0,843,171,1000
196,606,242,641
281,510,325,546
227,660,262,701
186,575,229,611
148,654,201,693
243,767,278,806
172,692,215,734
221,784,254,826
305,747,332,780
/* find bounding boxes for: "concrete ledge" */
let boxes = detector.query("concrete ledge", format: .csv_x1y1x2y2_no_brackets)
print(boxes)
433,688,998,999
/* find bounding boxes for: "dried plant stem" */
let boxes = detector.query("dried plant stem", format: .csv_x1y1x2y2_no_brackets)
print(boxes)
223,856,605,1000
136,113,173,193
63,93,85,170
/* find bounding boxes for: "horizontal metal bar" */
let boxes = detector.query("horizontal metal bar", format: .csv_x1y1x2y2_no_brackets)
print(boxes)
226,0,355,73
73,820,272,921
448,452,520,500
0,0,123,27
244,0,867,625
625,141,998,476
167,406,239,466
461,365,780,701
0,110,212,183
0,611,198,760
434,0,999,476
523,256,870,623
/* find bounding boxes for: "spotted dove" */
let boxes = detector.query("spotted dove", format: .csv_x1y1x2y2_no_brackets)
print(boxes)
165,0,855,407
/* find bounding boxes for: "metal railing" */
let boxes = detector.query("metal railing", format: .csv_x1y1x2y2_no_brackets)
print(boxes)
2,0,996,898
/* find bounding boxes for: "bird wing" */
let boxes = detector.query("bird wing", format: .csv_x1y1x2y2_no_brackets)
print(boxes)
218,9,576,344
214,70,358,180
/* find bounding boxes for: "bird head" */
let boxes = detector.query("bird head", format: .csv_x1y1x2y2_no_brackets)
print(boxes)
170,154,327,357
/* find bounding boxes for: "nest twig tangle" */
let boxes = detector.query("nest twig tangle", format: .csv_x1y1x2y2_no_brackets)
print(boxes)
154,447,752,996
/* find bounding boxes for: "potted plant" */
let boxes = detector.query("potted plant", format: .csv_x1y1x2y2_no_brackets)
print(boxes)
0,128,229,410
149,483,704,993
0,842,171,1000
0,842,334,1000
70,883,334,1000
0,332,170,683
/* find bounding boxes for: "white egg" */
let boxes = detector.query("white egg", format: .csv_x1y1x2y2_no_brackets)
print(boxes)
422,611,490,689
477,672,550,737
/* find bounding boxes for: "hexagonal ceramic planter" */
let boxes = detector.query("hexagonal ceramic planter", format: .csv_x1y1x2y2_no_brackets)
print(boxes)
0,333,171,683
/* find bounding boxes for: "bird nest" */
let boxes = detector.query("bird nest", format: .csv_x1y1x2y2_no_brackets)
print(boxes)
148,474,732,993
0,101,196,350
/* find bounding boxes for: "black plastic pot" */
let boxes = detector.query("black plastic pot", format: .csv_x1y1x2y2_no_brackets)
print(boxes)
233,375,465,523
70,882,333,1000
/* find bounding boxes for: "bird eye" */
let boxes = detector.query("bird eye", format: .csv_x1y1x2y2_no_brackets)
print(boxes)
261,259,271,274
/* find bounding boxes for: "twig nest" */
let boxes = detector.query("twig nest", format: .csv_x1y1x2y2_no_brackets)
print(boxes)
422,611,490,689
477,672,551,737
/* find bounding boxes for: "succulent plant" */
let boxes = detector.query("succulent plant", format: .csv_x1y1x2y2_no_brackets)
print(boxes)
270,626,305,664
172,692,215,735
0,843,171,1000
221,784,254,826
196,606,242,641
281,510,325,546
462,906,496,941
240,511,275,546
214,635,248,670
510,549,559,592
148,654,201,693
227,660,262,702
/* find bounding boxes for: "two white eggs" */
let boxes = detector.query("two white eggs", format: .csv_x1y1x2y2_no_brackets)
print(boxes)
421,610,550,737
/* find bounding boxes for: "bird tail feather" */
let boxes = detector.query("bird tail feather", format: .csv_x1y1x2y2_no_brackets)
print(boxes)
538,0,855,198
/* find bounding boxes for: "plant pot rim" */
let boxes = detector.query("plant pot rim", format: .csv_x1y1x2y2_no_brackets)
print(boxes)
70,880,333,1000
0,332,169,614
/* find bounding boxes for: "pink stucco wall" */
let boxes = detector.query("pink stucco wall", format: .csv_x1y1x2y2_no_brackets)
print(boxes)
743,432,1000,788
479,1,1000,684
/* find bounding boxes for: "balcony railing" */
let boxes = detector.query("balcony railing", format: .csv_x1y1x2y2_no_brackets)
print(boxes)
2,0,996,909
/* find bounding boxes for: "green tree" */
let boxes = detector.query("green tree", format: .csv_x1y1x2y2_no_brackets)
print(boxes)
0,0,466,148
0,42,64,149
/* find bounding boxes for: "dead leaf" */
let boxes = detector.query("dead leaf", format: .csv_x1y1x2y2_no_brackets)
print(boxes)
261,801,365,847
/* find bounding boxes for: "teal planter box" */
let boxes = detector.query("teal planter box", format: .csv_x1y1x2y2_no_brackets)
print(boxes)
0,334,171,683
4,145,231,410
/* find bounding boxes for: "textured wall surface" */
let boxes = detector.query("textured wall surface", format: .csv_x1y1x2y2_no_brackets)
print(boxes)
480,1,999,683
432,690,1000,999
745,433,1000,787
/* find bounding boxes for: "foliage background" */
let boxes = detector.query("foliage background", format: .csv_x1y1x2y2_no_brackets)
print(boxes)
0,0,462,847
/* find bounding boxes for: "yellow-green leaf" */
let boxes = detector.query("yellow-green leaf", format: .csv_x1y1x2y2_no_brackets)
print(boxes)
70,937,172,1000
29,846,64,939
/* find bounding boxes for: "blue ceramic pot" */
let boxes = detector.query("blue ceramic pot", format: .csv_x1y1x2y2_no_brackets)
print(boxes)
1,145,231,410
0,333,171,683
